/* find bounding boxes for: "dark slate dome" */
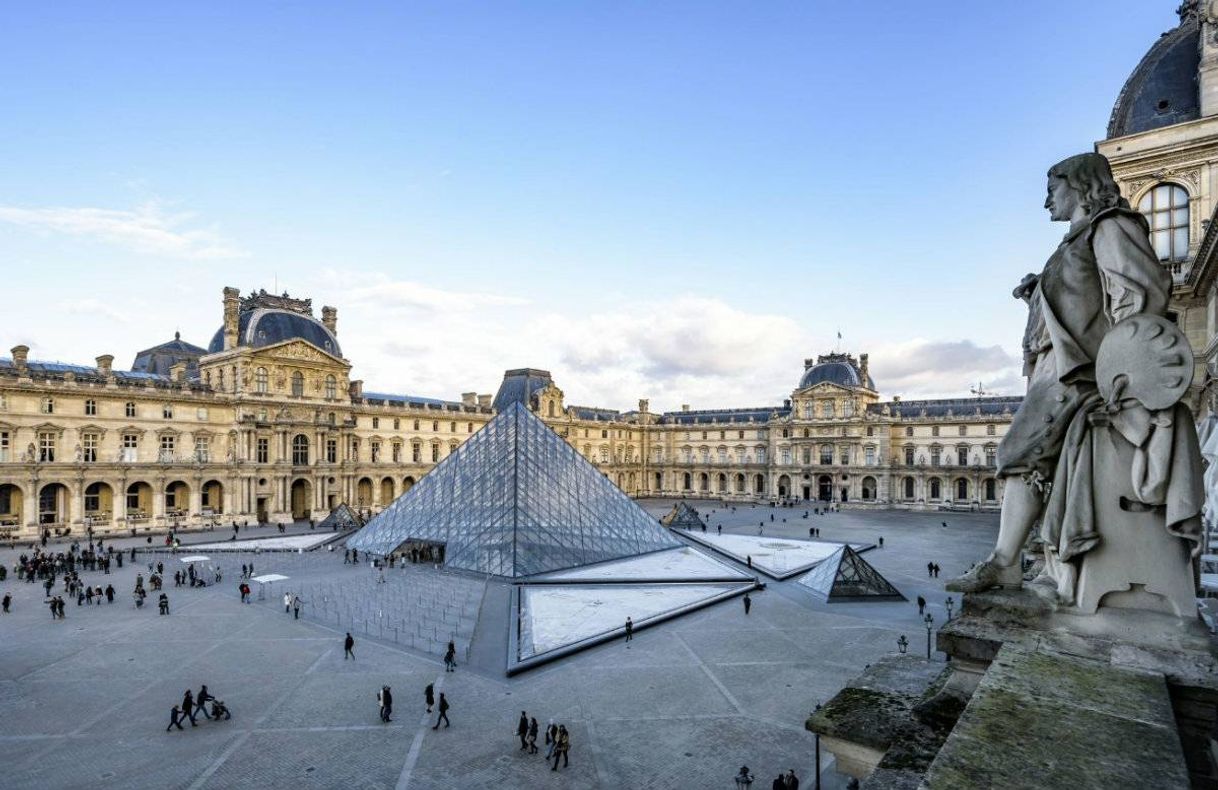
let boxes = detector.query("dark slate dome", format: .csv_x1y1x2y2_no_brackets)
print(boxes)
207,308,342,357
798,353,874,390
1107,9,1200,139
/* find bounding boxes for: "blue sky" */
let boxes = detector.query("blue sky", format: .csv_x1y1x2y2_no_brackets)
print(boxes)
0,1,1184,410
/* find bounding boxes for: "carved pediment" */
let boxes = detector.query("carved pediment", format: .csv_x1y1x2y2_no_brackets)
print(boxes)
256,340,348,367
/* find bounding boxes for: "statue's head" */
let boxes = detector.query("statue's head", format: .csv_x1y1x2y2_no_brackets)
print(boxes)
1045,153,1122,222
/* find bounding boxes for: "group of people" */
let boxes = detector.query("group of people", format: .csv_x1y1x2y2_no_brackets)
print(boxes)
926,562,942,578
167,686,229,731
516,711,571,771
735,766,801,789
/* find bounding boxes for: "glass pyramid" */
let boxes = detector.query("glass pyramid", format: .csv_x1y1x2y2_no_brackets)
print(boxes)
661,502,706,530
318,503,365,530
346,401,682,577
797,545,905,602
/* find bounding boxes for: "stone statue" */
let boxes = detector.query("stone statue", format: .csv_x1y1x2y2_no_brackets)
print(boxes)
949,153,1203,617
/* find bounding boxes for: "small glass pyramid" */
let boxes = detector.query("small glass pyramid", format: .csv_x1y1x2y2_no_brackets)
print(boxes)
318,503,365,530
661,502,706,530
346,401,682,577
797,545,905,602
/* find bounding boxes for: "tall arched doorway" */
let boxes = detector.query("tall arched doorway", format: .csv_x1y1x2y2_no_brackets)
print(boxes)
956,478,969,501
164,481,190,517
356,478,373,508
84,482,114,524
202,480,224,515
126,482,153,520
39,483,69,525
402,476,416,493
777,474,790,498
861,476,876,501
380,477,395,505
290,478,312,520
817,475,833,502
0,483,24,527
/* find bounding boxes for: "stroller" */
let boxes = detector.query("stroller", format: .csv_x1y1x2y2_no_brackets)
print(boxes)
211,699,231,720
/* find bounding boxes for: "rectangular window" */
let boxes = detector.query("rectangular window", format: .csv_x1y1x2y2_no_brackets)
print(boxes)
450,421,456,432
781,448,791,465
987,424,996,436
39,431,56,462
256,438,269,464
413,419,420,430
756,448,766,464
85,399,96,416
159,434,175,462
393,418,400,430
0,430,8,462
905,447,915,465
372,417,380,429
905,426,913,437
433,421,439,432
197,407,208,421
163,404,174,419
958,446,969,465
326,438,337,463
126,402,136,418
126,488,140,511
931,447,941,467
0,394,7,411
431,444,439,462
865,446,876,465
985,446,996,465
958,425,967,437
839,447,849,464
371,441,381,463
802,447,812,465
122,433,138,462
82,432,98,463
931,426,940,437
195,436,210,462
412,442,421,463
820,446,833,465
392,443,401,463
84,487,100,512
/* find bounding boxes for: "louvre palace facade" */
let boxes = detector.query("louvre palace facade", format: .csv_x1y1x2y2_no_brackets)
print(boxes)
0,286,1020,540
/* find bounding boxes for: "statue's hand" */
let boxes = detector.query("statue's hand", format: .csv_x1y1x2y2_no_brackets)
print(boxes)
1012,273,1039,301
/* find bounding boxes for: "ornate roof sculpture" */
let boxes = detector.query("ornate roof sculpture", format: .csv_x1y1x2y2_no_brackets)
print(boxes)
345,401,682,577
798,352,875,390
797,545,905,602
206,289,342,357
1107,4,1201,139
318,503,365,531
661,502,707,530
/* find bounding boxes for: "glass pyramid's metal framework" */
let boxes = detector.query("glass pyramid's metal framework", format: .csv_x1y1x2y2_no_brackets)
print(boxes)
346,401,681,577
318,503,365,530
661,502,706,530
798,545,905,602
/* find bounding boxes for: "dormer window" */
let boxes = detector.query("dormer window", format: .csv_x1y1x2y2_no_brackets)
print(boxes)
1138,183,1189,263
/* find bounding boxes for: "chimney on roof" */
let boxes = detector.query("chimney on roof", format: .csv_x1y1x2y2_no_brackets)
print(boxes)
95,355,113,376
11,345,28,371
349,379,363,399
859,353,869,383
681,404,690,412
477,394,492,410
893,395,901,403
639,399,649,413
461,392,476,407
222,287,240,351
322,305,337,336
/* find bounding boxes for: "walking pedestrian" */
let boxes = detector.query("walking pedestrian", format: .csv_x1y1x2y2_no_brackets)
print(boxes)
425,683,434,713
743,593,752,615
443,640,456,672
527,717,539,754
378,686,393,722
517,711,529,750
197,685,215,720
624,616,633,645
927,562,934,578
545,720,558,760
181,690,198,727
292,595,301,620
747,555,753,568
284,591,291,613
772,773,786,790
105,584,114,603
432,693,450,729
934,563,941,578
878,536,884,548
166,704,185,732
344,632,355,659
785,768,800,789
2,592,10,613
550,725,570,770
917,595,926,615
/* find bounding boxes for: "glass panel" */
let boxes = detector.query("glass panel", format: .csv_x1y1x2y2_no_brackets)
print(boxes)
1155,184,1171,206
1170,185,1188,208
1155,232,1171,261
1173,207,1189,229
1174,227,1189,260
1152,210,1168,230
1139,192,1153,212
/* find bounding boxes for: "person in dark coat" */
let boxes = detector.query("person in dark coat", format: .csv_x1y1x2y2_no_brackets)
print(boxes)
916,595,926,615
181,690,198,726
624,616,633,644
551,725,570,770
527,717,539,754
743,593,752,615
378,686,393,722
344,632,355,659
166,704,185,732
772,775,786,790
432,693,449,729
425,683,434,713
517,711,529,750
196,685,214,719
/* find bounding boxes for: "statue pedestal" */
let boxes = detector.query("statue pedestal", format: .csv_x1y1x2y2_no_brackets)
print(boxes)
1071,417,1197,617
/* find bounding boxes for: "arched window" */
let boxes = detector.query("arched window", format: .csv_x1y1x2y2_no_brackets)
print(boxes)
1138,183,1189,263
255,367,268,394
547,401,556,417
291,371,305,397
984,478,997,501
292,434,309,465
903,477,915,499
929,478,942,500
325,375,337,400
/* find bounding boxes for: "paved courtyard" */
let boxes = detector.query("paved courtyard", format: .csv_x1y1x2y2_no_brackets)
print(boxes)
0,504,997,789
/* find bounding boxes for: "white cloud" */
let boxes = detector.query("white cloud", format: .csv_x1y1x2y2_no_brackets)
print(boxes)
58,298,131,325
322,270,527,314
868,339,1022,398
0,201,247,260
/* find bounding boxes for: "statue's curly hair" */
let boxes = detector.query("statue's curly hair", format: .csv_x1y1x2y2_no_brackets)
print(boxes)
1048,153,1126,215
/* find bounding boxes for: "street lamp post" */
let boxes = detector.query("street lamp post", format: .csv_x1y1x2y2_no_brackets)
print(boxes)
924,613,935,660
813,702,822,790
897,634,908,655
945,596,955,622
